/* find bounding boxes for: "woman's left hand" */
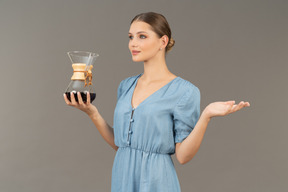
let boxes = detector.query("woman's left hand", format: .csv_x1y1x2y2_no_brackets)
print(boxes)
203,100,250,119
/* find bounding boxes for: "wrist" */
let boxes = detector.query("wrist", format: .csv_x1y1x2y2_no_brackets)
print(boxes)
202,108,212,122
87,109,100,119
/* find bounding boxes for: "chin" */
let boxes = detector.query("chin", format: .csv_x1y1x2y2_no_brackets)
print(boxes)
132,59,143,62
131,57,144,62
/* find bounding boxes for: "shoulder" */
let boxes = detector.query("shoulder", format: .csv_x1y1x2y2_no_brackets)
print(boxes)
119,73,141,86
117,74,140,99
174,76,200,96
173,77,201,107
122,73,140,83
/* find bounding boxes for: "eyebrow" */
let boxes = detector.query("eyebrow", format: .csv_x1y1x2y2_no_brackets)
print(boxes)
128,31,148,35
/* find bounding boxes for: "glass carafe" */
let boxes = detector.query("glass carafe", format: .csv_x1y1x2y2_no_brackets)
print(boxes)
65,51,99,103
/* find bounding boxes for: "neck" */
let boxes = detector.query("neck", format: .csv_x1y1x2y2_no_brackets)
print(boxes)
141,52,172,82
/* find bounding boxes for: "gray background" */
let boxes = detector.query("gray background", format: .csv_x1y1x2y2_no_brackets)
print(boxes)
0,0,287,191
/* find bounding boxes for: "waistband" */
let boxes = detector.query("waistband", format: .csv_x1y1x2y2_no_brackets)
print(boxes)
118,146,171,155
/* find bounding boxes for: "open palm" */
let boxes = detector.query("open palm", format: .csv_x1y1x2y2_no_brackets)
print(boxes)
205,100,250,118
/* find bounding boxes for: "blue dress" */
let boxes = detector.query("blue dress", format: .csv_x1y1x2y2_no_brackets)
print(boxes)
111,73,201,192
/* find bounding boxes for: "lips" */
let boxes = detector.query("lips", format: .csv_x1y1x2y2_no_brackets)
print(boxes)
132,50,141,55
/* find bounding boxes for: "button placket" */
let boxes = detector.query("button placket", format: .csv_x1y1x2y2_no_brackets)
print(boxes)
127,107,135,146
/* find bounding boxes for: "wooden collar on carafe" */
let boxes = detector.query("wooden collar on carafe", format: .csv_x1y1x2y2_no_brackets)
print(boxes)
71,63,93,87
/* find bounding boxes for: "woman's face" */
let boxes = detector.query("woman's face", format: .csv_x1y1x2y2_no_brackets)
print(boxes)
128,21,163,62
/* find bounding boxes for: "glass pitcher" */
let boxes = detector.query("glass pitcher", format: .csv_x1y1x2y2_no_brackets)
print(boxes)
65,51,99,103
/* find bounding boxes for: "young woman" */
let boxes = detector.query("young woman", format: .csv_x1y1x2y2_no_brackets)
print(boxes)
64,12,250,192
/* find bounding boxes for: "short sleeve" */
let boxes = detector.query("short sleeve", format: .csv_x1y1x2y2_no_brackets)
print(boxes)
173,86,201,143
117,80,124,101
113,80,125,130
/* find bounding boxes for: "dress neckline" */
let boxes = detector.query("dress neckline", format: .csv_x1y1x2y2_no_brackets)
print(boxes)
130,73,179,110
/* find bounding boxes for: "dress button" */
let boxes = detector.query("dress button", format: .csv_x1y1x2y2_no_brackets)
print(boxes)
130,119,134,122
129,130,133,134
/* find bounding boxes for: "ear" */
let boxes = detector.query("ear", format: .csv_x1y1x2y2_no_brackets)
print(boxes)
160,35,169,50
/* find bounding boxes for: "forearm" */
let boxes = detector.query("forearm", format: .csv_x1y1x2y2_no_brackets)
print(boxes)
176,100,250,164
88,111,118,151
177,110,211,164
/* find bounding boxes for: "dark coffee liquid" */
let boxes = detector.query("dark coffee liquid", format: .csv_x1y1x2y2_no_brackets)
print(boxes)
65,92,96,103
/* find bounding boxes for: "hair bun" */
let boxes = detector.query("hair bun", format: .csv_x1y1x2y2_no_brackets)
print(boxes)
167,37,175,52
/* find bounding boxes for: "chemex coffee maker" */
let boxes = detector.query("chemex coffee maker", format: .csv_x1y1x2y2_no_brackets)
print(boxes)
65,51,99,103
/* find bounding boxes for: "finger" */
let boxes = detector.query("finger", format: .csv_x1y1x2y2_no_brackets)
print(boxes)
77,92,84,105
86,91,91,104
70,91,77,105
230,104,238,111
234,101,245,112
244,102,250,107
63,93,71,105
227,102,236,113
239,101,246,110
228,102,241,113
226,100,235,105
239,101,250,108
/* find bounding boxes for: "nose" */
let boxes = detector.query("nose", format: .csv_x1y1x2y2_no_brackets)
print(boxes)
129,38,138,48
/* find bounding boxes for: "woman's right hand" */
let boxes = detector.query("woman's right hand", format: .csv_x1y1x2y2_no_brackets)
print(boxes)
63,92,99,117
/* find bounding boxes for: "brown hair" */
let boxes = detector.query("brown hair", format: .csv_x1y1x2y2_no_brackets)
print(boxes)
130,12,175,52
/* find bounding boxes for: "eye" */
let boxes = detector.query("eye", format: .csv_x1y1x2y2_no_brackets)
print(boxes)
140,35,146,39
128,35,133,40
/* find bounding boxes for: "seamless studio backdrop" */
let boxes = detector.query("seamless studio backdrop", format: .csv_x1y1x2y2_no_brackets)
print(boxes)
0,0,287,192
